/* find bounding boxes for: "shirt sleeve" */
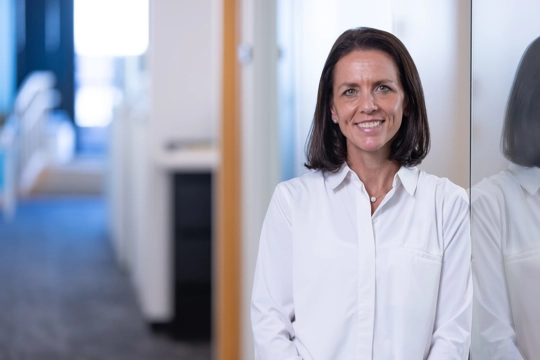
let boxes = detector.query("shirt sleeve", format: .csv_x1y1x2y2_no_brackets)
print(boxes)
470,187,524,360
427,187,472,359
251,183,302,360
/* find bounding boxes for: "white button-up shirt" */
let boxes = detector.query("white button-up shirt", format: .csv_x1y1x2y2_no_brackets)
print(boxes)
471,164,540,360
251,163,471,360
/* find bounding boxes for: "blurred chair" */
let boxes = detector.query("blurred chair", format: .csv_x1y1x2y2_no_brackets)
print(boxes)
0,71,66,219
13,71,61,195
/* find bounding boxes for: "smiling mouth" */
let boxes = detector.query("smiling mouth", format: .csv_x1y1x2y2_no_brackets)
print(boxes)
357,120,383,129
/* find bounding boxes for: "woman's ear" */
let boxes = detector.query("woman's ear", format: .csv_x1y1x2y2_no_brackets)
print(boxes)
330,103,338,123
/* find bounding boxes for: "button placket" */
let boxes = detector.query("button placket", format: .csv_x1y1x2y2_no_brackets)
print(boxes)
355,182,376,359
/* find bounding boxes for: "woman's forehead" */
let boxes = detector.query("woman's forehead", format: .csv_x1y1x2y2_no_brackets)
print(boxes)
333,50,401,84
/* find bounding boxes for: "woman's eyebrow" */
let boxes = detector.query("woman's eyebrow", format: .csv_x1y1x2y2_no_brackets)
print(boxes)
372,79,398,87
337,82,359,89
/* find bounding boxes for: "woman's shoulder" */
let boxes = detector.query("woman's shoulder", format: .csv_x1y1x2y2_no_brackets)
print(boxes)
272,170,326,204
276,170,325,191
415,169,469,204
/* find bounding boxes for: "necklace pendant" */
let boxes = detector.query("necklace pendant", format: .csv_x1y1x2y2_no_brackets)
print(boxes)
370,196,376,203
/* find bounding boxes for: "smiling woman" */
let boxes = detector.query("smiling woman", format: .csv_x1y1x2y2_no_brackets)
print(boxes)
330,50,405,171
251,27,471,360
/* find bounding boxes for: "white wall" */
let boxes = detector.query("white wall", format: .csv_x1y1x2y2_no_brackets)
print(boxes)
150,0,219,146
471,0,540,184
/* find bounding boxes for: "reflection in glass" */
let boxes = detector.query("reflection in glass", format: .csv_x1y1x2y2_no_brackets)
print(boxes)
471,37,540,360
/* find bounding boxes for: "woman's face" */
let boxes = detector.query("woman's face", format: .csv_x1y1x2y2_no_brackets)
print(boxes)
330,50,406,160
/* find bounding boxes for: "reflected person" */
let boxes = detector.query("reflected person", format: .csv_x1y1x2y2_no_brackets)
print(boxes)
471,36,540,360
251,27,471,359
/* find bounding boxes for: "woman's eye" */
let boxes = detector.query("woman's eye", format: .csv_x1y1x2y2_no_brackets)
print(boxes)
344,89,356,96
378,85,390,92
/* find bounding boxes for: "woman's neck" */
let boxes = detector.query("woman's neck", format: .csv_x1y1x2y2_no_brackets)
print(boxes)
346,153,400,198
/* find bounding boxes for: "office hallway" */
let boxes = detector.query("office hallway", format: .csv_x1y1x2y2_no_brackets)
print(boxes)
0,197,211,360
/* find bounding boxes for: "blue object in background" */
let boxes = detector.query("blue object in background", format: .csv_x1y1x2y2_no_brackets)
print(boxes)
16,0,75,122
0,0,16,114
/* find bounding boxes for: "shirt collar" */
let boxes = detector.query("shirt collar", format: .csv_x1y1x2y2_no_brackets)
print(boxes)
508,163,540,195
325,163,352,190
325,162,419,196
395,166,419,197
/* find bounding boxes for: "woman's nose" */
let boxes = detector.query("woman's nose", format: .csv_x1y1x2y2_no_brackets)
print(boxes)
359,92,377,113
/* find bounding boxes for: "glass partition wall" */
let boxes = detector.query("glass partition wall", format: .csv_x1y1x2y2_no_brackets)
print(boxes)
470,1,540,359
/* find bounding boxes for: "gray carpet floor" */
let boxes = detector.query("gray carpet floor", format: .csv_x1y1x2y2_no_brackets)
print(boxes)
0,196,211,360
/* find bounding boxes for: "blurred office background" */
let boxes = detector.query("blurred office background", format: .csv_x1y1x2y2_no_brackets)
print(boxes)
0,0,537,359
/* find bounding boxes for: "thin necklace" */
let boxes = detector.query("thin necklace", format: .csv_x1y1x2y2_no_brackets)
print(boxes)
369,188,392,203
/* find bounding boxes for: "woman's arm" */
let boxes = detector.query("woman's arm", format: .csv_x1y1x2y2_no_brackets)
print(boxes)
427,188,472,359
470,188,524,360
251,183,302,360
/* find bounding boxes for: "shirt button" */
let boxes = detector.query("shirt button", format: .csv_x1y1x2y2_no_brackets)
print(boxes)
372,218,377,224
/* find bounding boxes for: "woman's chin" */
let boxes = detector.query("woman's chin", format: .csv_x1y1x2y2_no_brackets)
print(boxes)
348,142,390,158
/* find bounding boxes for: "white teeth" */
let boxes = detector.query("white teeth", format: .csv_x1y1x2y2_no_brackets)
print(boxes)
357,121,382,128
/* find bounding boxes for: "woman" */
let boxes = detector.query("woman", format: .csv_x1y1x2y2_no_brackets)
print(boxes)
471,36,540,360
252,27,471,359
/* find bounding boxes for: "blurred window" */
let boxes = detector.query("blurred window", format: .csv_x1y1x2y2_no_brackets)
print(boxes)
74,0,149,57
73,0,148,139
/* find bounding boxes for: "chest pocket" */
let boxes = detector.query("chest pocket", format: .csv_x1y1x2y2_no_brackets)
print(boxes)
386,247,442,308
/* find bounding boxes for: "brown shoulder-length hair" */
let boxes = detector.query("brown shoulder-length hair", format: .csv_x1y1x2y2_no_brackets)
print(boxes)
305,27,430,172
502,36,540,168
